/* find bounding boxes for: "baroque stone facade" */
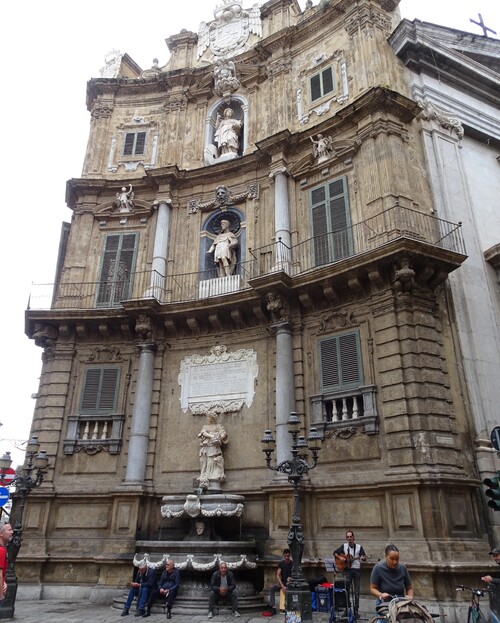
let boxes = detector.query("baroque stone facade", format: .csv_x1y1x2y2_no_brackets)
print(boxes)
22,0,496,618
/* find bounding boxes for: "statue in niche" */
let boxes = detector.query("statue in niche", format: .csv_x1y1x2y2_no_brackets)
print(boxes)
214,108,243,157
116,184,134,212
206,219,239,278
197,411,228,489
311,133,335,162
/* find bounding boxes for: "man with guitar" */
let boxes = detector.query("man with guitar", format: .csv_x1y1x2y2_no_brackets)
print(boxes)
334,530,367,617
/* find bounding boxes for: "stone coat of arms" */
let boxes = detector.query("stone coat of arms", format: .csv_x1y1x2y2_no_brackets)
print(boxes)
198,1,262,58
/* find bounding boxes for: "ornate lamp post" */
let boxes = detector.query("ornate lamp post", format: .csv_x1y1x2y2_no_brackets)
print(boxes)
0,436,49,619
262,412,323,622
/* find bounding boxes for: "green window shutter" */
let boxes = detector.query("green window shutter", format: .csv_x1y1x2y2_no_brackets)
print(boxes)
134,132,146,155
310,176,352,265
310,73,322,101
80,367,119,413
319,331,363,392
97,233,138,306
123,133,135,156
322,67,333,95
310,66,334,101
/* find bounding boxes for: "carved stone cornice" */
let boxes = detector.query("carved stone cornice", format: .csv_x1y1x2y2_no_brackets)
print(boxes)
344,3,392,36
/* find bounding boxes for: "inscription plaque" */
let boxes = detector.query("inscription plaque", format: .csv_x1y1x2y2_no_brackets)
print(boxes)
178,345,258,413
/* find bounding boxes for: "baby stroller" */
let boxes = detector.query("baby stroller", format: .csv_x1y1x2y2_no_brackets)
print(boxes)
370,596,438,623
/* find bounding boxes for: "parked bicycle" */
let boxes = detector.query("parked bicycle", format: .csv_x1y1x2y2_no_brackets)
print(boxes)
456,584,490,623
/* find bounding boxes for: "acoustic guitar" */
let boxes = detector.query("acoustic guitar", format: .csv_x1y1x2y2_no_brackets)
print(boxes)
334,552,353,571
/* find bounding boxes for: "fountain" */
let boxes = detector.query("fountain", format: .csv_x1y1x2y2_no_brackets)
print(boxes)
116,410,263,615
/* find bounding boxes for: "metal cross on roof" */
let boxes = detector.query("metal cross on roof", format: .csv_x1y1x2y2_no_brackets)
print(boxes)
469,13,497,37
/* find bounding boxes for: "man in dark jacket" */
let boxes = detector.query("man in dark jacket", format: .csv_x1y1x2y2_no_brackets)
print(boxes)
121,562,157,617
144,559,180,619
208,561,240,618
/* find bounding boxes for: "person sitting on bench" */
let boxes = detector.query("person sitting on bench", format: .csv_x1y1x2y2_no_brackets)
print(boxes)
208,561,240,618
144,559,180,619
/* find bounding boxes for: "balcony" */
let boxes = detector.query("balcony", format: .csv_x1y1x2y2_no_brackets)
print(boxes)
27,205,465,311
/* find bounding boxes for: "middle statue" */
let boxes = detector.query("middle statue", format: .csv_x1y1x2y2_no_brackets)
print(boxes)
206,219,239,278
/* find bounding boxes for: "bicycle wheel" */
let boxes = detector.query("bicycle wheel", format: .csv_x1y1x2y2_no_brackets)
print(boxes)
474,609,486,623
468,606,486,623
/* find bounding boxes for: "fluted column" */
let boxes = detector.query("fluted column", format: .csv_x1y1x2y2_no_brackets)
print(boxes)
274,321,295,465
124,342,156,483
148,197,171,298
270,167,292,269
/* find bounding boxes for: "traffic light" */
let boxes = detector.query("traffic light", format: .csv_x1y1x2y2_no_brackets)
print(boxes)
483,471,500,511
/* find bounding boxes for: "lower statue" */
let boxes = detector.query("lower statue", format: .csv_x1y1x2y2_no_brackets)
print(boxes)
197,412,228,489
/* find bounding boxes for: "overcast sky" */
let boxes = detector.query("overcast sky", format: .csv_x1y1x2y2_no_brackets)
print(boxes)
1,0,498,468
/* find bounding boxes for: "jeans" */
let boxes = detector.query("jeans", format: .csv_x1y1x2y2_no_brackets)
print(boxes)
124,586,150,612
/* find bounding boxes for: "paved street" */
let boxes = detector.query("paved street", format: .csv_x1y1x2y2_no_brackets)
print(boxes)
12,600,336,623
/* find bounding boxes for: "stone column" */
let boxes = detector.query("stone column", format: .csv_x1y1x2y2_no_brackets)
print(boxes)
273,321,295,465
148,197,171,299
124,342,156,484
270,168,292,270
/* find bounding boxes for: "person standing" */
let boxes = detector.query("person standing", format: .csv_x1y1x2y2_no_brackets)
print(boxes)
121,562,157,617
369,544,413,604
208,561,240,618
334,531,367,616
482,547,500,623
0,523,13,602
266,548,293,615
144,559,180,619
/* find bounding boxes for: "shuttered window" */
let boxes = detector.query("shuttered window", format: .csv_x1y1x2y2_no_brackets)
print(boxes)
310,66,334,102
319,331,363,392
311,176,352,266
123,131,146,156
96,233,138,306
80,367,120,414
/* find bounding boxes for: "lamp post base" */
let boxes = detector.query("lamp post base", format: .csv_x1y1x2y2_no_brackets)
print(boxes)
0,579,17,619
286,585,313,622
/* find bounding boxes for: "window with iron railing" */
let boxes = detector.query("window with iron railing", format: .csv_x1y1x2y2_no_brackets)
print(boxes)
310,330,378,434
96,233,138,307
64,365,124,455
310,176,353,266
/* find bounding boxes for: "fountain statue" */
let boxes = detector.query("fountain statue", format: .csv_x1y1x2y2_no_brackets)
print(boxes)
123,409,263,615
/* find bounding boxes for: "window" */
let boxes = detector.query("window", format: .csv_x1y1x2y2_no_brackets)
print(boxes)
64,365,124,455
80,367,120,414
310,176,352,266
123,131,146,156
319,331,363,393
310,66,334,102
96,233,138,306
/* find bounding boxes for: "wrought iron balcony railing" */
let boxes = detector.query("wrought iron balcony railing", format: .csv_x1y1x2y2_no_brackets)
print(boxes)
27,205,465,311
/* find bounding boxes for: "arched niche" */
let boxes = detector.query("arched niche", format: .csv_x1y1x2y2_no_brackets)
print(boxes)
204,97,249,166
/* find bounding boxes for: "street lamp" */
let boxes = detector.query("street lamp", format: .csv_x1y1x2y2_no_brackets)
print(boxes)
262,412,323,622
0,436,49,619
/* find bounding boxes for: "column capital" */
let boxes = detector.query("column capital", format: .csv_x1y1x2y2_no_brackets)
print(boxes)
153,196,172,209
269,166,289,180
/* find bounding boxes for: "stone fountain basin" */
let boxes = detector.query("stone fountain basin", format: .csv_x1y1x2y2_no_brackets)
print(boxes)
161,493,245,518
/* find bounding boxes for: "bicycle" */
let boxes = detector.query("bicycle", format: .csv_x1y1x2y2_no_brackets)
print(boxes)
456,585,490,623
